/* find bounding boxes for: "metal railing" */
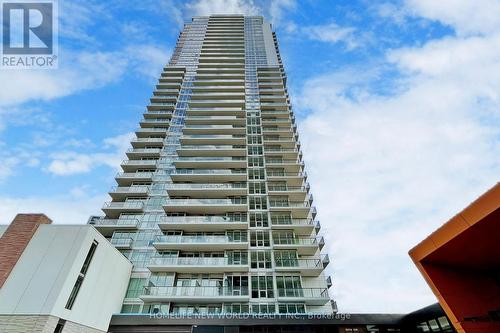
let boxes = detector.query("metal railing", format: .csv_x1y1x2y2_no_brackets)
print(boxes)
149,256,247,266
277,288,329,298
275,258,322,268
143,286,249,297
155,234,248,244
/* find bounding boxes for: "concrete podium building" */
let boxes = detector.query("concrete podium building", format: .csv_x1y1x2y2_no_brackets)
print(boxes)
89,14,334,317
0,214,132,332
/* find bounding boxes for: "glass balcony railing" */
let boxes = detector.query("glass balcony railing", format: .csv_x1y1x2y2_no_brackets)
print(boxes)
149,256,247,267
173,169,246,175
269,201,311,208
274,258,322,268
167,183,246,190
165,198,247,206
89,218,140,227
110,186,150,193
176,156,246,162
102,201,144,209
143,286,249,297
126,148,161,154
277,288,328,299
179,145,245,150
267,185,308,192
273,237,318,246
110,238,133,247
115,172,154,179
271,218,314,227
161,216,247,224
182,134,246,139
155,234,248,244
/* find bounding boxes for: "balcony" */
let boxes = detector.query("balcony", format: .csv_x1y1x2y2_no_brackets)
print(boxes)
268,185,308,201
141,286,249,303
180,134,245,145
125,148,161,158
326,276,333,288
147,256,249,273
135,127,168,137
110,237,133,249
143,111,173,119
88,217,140,236
271,218,316,233
164,198,247,214
183,125,245,135
131,137,164,148
170,169,247,182
153,234,248,250
147,102,176,112
274,258,324,276
185,115,246,126
166,183,247,197
102,201,144,218
174,156,246,168
186,108,245,116
139,118,170,127
177,144,246,157
120,159,157,172
267,171,306,186
109,185,149,200
115,172,154,185
153,88,179,95
273,236,324,255
158,216,247,232
262,126,293,134
277,288,329,305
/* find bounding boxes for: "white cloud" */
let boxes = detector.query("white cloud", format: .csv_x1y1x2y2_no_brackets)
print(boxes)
405,0,500,36
46,132,134,176
185,0,260,16
300,22,363,50
269,0,296,26
0,193,107,225
296,2,500,312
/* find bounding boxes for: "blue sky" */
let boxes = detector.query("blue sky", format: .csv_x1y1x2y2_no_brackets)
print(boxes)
1,0,499,312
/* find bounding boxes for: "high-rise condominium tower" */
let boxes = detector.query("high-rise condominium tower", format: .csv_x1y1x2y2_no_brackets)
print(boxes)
90,15,334,316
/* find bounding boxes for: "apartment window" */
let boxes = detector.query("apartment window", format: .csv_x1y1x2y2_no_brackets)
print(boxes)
53,319,66,333
125,278,148,298
278,303,305,314
249,182,266,194
149,273,175,287
247,126,261,135
224,303,249,313
249,196,267,210
121,304,142,314
248,146,263,155
65,240,98,310
251,275,274,298
248,169,265,180
249,212,269,228
274,250,298,267
247,135,262,145
250,251,272,269
247,117,261,125
276,276,302,297
227,250,248,265
251,303,275,314
250,231,270,247
248,157,264,167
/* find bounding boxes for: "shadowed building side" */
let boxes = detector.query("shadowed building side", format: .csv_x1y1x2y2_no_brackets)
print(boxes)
409,183,500,333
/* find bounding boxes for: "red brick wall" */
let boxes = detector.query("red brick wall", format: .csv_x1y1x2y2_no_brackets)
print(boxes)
0,214,52,288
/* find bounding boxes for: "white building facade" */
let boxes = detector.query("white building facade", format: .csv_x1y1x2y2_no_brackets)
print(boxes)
89,15,334,316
